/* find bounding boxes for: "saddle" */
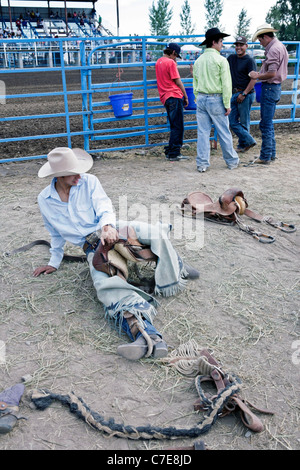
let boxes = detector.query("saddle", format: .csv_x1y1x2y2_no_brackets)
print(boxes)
181,188,296,243
92,226,157,285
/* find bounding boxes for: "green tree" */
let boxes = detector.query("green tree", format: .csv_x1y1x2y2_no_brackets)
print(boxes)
266,0,300,41
149,0,173,37
204,0,223,30
179,0,195,37
235,8,251,39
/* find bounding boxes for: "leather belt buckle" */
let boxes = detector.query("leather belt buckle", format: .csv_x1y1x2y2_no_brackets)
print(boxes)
84,232,101,254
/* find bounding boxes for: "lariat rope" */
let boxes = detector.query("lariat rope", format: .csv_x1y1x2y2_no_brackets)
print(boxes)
31,341,241,440
31,383,240,440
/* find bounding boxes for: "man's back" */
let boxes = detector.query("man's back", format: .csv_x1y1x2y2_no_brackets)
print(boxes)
193,48,232,108
155,56,182,105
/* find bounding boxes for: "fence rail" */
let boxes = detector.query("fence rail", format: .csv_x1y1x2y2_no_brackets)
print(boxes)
0,35,299,163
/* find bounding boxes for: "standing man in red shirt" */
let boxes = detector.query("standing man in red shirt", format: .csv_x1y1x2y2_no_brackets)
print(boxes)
155,43,189,161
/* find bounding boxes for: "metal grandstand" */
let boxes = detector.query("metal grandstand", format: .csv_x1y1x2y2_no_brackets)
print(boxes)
0,0,114,39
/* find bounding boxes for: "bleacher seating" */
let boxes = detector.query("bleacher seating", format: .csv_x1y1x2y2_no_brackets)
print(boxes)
0,6,112,39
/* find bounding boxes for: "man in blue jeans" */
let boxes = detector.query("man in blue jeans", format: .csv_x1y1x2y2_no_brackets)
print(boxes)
228,36,257,152
249,24,288,164
193,28,239,172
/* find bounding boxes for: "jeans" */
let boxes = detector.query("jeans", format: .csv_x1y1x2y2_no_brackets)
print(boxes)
229,92,256,149
259,83,281,161
121,317,160,341
88,256,161,341
164,97,184,158
196,93,239,169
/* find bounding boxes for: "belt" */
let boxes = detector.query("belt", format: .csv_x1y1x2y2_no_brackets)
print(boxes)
262,82,281,86
232,88,254,94
83,232,101,254
198,92,221,95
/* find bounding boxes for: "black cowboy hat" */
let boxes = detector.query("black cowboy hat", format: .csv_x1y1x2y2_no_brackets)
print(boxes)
200,27,230,46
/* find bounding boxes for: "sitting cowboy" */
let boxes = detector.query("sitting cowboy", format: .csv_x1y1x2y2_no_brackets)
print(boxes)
33,147,200,361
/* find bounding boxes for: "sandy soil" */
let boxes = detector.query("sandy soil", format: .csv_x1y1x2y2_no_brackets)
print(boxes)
0,133,299,451
0,67,299,452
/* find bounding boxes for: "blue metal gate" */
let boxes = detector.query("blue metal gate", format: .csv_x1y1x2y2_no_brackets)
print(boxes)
79,39,201,155
0,35,299,163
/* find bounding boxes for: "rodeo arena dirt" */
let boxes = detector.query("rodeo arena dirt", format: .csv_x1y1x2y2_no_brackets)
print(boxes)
0,65,299,453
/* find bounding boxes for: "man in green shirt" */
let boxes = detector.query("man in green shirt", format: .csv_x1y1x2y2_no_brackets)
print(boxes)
193,28,239,172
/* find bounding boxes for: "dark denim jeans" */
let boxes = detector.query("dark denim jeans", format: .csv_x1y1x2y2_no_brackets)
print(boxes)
229,92,256,149
121,317,160,341
259,83,281,161
164,97,184,158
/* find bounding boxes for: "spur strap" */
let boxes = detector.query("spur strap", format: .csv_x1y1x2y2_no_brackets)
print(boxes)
244,208,296,233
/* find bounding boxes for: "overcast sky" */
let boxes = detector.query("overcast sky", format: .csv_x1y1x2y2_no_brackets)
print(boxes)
96,0,277,41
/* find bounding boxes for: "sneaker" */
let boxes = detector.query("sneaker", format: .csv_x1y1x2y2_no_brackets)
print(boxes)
227,164,239,170
167,155,190,161
197,166,207,172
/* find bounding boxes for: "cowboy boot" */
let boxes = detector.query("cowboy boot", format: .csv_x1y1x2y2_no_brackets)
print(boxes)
151,334,169,358
117,334,168,361
117,312,168,360
182,262,200,279
0,383,25,434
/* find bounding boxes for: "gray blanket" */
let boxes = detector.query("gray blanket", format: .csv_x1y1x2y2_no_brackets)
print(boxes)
88,221,188,332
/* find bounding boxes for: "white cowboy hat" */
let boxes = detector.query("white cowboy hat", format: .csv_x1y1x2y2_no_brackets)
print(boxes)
38,147,93,178
252,23,278,42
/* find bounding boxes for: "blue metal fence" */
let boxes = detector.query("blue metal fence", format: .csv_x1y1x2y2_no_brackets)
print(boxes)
0,35,299,163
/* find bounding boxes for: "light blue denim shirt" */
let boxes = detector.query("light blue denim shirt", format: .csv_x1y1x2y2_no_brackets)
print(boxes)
38,173,116,269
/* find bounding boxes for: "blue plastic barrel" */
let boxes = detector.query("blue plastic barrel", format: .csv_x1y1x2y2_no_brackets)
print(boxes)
109,92,133,118
254,82,262,103
185,87,196,110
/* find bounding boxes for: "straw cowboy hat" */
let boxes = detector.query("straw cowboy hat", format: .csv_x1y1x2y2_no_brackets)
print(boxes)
200,27,230,46
38,147,93,178
252,23,278,42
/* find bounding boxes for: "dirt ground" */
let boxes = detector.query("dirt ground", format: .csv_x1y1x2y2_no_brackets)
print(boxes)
0,136,299,451
0,68,299,452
